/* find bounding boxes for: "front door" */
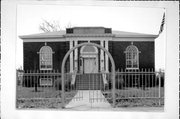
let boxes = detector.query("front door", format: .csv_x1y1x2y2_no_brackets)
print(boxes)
84,58,98,73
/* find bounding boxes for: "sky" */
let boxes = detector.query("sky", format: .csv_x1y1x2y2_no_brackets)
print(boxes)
16,4,166,70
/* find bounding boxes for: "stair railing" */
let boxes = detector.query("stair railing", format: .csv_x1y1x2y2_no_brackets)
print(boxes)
71,69,77,85
101,70,108,87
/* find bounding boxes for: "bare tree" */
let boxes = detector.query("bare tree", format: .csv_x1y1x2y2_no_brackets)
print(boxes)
39,19,61,32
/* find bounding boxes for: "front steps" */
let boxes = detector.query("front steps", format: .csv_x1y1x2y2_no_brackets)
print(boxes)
75,74,104,90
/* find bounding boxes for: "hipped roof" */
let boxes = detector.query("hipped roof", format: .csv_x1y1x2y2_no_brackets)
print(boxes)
20,28,158,39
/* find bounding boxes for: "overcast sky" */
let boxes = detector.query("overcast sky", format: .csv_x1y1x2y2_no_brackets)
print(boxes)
16,4,166,70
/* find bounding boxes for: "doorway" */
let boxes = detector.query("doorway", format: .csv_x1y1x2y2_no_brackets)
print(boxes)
80,45,98,74
84,57,98,73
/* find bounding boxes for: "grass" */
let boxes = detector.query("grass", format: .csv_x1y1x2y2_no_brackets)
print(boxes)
102,87,164,107
115,87,164,98
17,98,62,109
17,86,164,108
17,86,77,109
17,86,61,98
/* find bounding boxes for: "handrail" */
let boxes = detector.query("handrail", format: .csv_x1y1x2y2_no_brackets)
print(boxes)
71,70,77,85
101,71,108,86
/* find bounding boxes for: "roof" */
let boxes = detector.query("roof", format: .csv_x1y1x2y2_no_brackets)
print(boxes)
19,27,158,39
112,30,158,38
19,31,66,39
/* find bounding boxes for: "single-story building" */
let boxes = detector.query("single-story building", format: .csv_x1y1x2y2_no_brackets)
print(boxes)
20,27,158,73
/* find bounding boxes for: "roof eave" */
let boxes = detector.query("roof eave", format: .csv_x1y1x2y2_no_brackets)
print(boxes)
19,35,64,39
114,34,159,38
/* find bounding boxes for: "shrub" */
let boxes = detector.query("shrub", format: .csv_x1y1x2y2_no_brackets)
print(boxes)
115,76,124,89
54,77,62,90
54,77,72,91
156,74,164,87
105,75,124,90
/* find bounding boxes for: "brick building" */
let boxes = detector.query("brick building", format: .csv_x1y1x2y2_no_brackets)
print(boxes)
20,27,158,73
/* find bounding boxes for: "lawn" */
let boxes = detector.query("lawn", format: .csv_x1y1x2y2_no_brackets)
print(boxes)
17,98,62,109
102,87,164,107
17,86,61,98
16,86,164,108
17,86,77,109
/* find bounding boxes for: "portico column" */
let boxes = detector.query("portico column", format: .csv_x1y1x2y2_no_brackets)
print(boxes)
105,40,109,72
69,40,73,73
74,40,78,70
100,40,105,71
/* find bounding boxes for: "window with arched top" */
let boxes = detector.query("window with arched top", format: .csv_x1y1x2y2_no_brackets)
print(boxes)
39,45,53,70
125,43,140,69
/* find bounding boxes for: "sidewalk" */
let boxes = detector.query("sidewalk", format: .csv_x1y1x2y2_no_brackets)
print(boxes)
65,90,111,111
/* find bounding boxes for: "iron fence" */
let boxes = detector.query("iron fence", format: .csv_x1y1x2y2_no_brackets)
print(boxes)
16,69,164,108
17,70,60,99
102,69,164,107
16,70,78,108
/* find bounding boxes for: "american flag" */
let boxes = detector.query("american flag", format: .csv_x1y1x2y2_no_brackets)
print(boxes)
159,13,165,35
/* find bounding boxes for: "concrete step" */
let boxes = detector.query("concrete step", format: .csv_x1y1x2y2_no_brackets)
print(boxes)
75,74,104,90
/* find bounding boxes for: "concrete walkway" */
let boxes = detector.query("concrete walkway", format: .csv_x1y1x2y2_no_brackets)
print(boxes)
65,90,164,112
65,90,112,110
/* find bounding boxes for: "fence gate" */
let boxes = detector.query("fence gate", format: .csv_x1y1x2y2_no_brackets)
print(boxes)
63,72,114,109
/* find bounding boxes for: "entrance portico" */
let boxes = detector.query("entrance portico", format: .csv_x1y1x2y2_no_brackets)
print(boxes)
69,40,109,73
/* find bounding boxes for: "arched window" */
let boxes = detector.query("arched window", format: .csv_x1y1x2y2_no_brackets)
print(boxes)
39,44,53,70
125,43,140,69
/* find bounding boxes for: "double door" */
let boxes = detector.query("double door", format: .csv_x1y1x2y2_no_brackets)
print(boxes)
84,58,98,73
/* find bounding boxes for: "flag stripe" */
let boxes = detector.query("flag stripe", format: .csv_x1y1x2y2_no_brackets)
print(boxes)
159,13,165,34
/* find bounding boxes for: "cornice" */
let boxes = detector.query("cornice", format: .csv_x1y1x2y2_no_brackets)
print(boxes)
64,34,115,37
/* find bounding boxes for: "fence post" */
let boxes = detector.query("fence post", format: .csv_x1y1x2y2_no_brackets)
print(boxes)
158,73,161,106
34,70,38,92
112,67,116,108
61,70,65,108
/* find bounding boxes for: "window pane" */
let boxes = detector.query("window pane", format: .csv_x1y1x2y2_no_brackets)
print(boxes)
125,45,139,69
39,46,53,70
